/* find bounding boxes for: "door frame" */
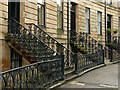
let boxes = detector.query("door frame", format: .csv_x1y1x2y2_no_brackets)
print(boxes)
8,1,20,33
70,2,76,38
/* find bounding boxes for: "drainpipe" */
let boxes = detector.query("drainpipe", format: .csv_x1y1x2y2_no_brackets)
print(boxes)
104,0,107,58
67,0,70,66
105,0,106,47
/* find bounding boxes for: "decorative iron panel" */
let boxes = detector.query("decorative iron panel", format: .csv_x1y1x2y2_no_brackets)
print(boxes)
1,56,64,89
6,18,60,63
111,36,120,53
75,49,104,73
25,23,75,69
77,32,103,54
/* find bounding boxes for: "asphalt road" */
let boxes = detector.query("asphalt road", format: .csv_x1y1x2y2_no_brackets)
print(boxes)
59,64,118,89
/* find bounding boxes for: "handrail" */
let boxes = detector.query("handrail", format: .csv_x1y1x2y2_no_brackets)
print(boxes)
25,23,77,67
0,59,60,74
26,23,74,55
6,18,60,56
0,56,63,88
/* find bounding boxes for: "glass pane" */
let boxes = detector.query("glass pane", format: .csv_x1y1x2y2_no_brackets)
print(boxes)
107,0,112,4
71,3,76,11
57,0,62,11
41,6,44,25
38,0,44,4
38,4,44,25
98,22,100,34
86,8,90,19
59,12,62,28
119,17,120,27
57,11,60,27
86,19,88,33
98,12,102,22
57,0,62,7
57,11,62,29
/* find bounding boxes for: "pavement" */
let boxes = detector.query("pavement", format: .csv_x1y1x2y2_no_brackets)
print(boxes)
58,63,119,89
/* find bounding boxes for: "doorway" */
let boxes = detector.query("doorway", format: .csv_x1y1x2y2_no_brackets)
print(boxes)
8,0,20,33
8,1,22,68
107,14,112,43
70,2,76,53
107,14,112,60
70,2,76,38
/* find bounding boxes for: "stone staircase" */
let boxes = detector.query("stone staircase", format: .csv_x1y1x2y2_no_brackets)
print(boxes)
2,18,105,89
25,23,104,79
70,32,103,55
5,18,59,64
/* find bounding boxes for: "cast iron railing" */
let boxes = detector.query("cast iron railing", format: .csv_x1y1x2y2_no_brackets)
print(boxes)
105,46,120,62
2,18,105,88
111,36,120,52
77,32,103,54
75,49,104,73
6,18,60,63
70,31,103,54
25,23,75,69
105,36,120,62
1,57,64,88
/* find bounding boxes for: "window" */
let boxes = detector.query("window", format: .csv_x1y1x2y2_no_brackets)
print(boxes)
11,48,22,69
118,0,120,8
57,0,63,29
37,0,45,26
85,8,90,34
97,11,102,35
107,0,112,5
107,14,112,29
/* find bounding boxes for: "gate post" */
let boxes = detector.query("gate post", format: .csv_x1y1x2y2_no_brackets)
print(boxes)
74,53,78,74
102,49,105,64
61,54,64,80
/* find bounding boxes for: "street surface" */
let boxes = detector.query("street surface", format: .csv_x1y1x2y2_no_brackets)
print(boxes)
59,64,118,89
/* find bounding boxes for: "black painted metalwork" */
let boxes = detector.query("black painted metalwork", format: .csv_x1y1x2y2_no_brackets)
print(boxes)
3,18,65,88
3,18,106,89
1,57,64,89
6,18,60,63
77,32,103,54
11,48,22,69
75,49,104,73
105,46,120,62
105,36,120,62
25,23,75,69
111,36,120,53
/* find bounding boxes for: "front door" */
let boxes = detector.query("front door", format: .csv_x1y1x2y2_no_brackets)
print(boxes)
107,14,112,60
8,0,20,33
8,1,21,68
107,14,112,44
70,2,77,53
70,2,76,38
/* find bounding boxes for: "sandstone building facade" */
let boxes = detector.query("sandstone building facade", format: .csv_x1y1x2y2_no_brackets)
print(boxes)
0,0,120,71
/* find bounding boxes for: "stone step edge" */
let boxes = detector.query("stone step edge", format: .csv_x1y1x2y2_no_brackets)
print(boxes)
47,64,106,90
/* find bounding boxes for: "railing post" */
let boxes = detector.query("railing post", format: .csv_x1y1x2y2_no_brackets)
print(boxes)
74,53,78,74
110,48,113,62
102,49,105,64
61,54,64,80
